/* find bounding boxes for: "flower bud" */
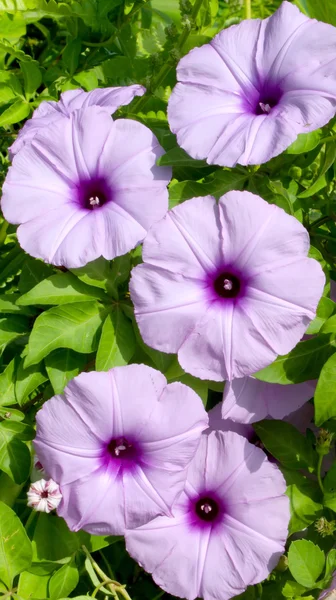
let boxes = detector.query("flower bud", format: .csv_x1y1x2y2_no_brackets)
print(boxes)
316,429,334,456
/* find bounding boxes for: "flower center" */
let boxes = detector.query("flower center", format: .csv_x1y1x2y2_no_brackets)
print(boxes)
256,97,278,115
40,490,49,499
87,194,106,209
107,437,136,460
254,82,283,116
195,497,219,522
213,272,241,298
75,176,113,211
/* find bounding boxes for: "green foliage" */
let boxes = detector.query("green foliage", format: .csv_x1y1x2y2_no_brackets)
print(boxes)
0,501,32,586
288,540,325,588
0,0,335,599
253,420,317,471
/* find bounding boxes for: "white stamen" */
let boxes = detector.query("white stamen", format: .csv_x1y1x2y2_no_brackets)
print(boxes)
114,444,127,456
201,503,212,514
223,278,233,291
27,478,62,513
259,102,271,114
89,196,100,207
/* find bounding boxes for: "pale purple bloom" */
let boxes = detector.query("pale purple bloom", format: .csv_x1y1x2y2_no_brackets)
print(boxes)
34,365,208,535
222,377,316,423
27,479,62,513
168,1,336,166
9,85,145,157
2,107,171,268
207,402,255,440
126,431,289,600
130,191,325,381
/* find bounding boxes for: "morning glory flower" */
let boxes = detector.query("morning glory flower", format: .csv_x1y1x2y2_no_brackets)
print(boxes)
9,84,145,157
130,191,325,381
126,431,289,600
2,107,171,268
168,1,336,166
27,479,62,513
222,377,316,423
34,365,208,535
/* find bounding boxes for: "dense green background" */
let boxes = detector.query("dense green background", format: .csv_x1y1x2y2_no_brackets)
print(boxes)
1,0,336,599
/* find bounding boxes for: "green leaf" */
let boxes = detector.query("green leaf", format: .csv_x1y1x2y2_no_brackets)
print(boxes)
305,297,336,335
0,501,32,587
0,406,24,422
314,352,336,425
255,334,336,384
32,514,80,562
169,168,247,203
253,420,317,471
0,12,26,43
281,580,308,598
325,548,336,581
286,130,322,154
304,0,336,26
96,308,136,371
45,349,87,394
62,39,82,76
73,69,98,91
21,61,42,97
288,540,325,587
0,316,29,354
323,462,336,512
17,272,107,305
18,571,51,599
106,254,132,298
19,258,54,294
0,358,17,406
15,360,47,406
267,179,294,215
0,83,17,106
0,294,35,315
283,468,323,534
157,147,208,168
49,556,79,600
0,98,30,127
298,174,327,199
70,257,111,290
0,421,32,483
24,302,107,367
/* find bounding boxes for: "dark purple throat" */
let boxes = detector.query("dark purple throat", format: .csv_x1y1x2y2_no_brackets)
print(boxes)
75,176,113,210
213,272,241,299
195,496,220,522
248,81,283,116
107,437,138,461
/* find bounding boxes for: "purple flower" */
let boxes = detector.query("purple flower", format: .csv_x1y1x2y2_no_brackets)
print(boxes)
168,1,336,166
9,85,145,157
2,107,171,268
130,191,325,381
207,402,255,440
126,431,289,600
222,377,316,423
34,365,208,535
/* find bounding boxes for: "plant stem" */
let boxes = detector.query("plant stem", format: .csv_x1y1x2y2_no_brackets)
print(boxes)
25,509,38,532
309,215,334,230
317,454,324,494
245,0,252,19
82,546,132,600
311,231,336,243
133,0,205,113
